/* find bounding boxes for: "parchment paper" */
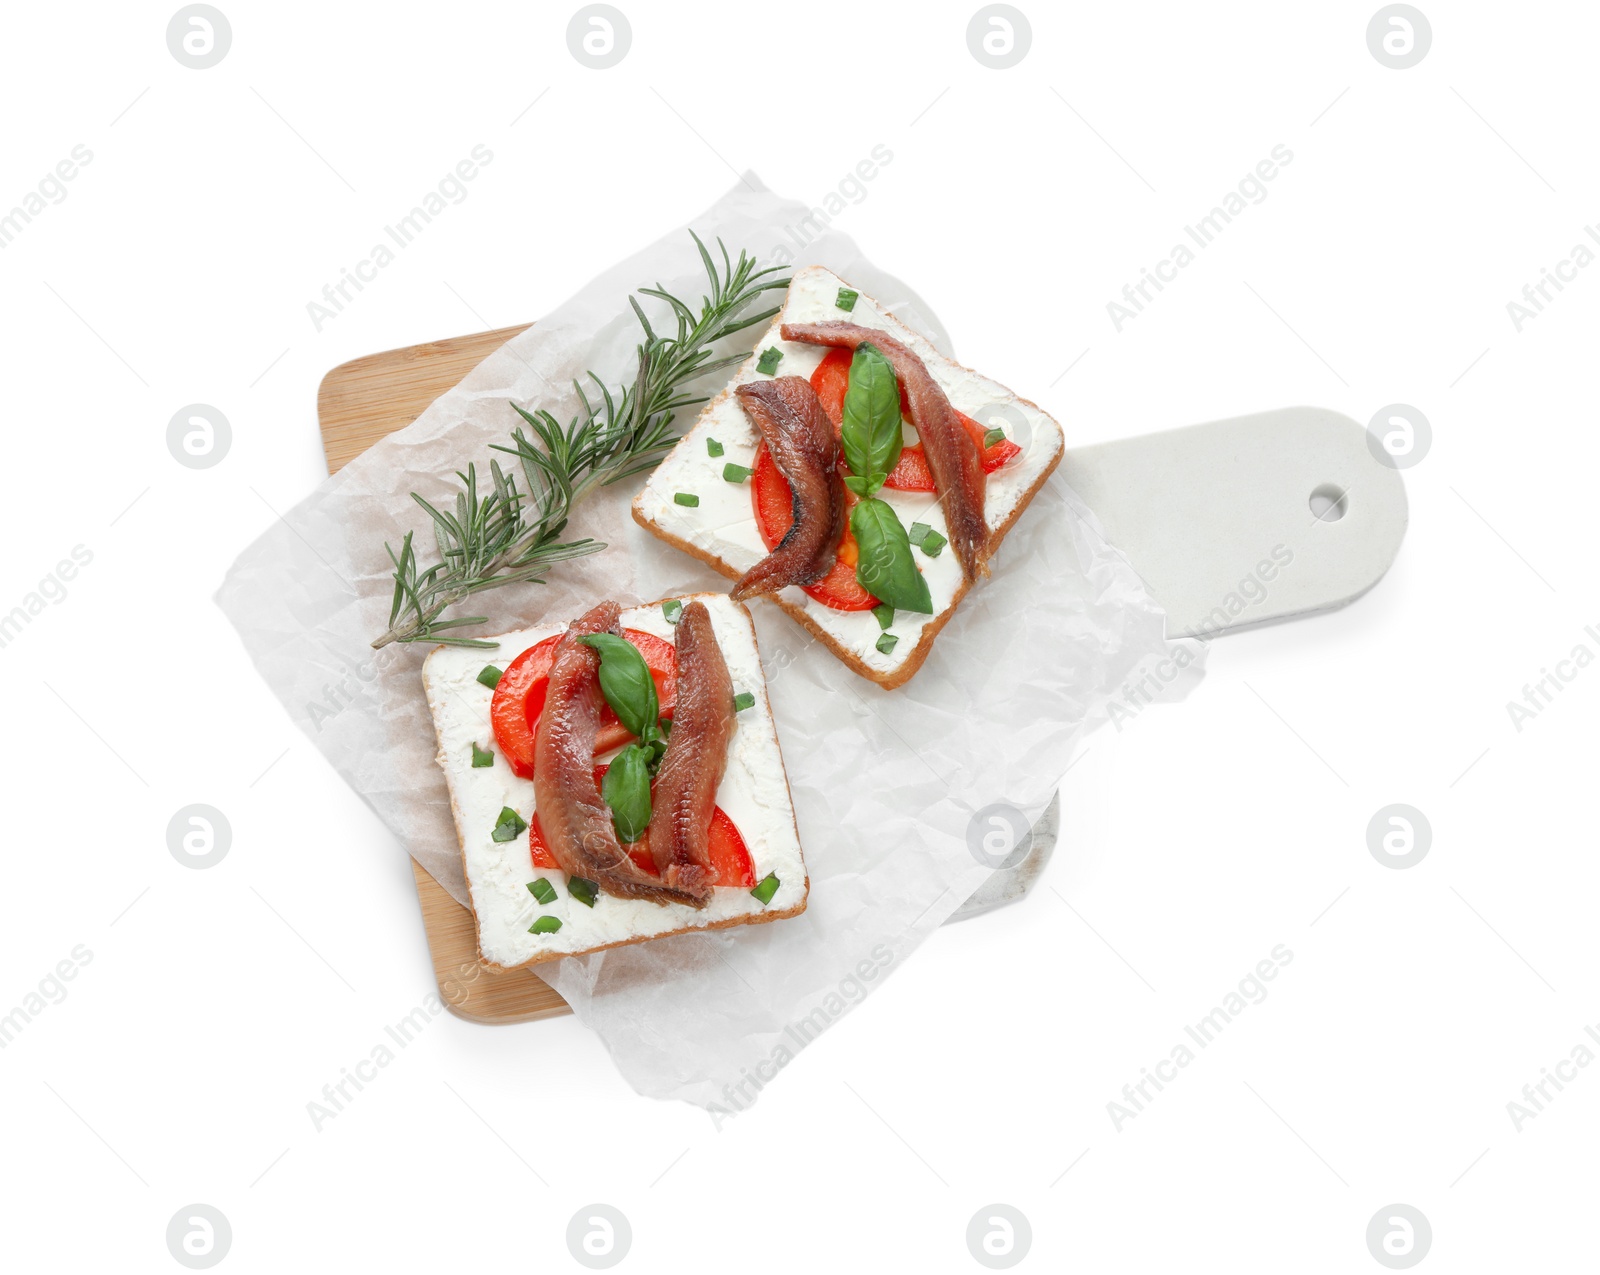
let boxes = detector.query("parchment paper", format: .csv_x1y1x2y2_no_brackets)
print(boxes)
215,175,1203,1112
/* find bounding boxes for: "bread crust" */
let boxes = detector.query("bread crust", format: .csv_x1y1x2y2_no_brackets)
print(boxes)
425,593,810,970
631,281,1067,690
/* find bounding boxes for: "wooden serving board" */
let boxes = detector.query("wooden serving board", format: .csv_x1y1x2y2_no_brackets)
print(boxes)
318,322,1407,1025
318,322,568,1025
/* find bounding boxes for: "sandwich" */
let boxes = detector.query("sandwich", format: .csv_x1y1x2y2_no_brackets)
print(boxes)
422,593,807,968
632,265,1066,688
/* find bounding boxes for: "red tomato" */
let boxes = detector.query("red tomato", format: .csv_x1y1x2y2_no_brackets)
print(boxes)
527,764,756,889
750,444,879,612
626,809,756,889
490,629,677,780
809,347,1023,493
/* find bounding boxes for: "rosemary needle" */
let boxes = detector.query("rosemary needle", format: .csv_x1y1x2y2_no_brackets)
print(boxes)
372,234,789,649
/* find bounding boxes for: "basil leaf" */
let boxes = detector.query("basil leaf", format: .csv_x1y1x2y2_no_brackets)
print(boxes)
839,343,902,497
851,498,934,614
579,633,659,740
601,743,653,843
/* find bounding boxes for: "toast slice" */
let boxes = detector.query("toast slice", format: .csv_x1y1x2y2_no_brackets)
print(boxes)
422,594,808,970
632,266,1066,689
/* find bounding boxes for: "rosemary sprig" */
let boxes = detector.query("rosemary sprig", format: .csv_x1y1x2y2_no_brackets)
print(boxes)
372,235,788,650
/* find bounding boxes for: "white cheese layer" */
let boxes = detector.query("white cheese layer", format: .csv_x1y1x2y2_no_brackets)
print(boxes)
634,265,1065,676
423,594,806,968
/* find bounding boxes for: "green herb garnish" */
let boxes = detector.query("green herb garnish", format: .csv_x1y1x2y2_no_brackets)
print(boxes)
706,438,724,458
908,522,947,558
674,492,699,507
491,806,528,843
371,235,789,651
851,499,934,614
663,599,683,624
477,665,503,690
876,633,898,655
723,463,753,483
577,634,671,841
471,741,494,768
756,347,782,375
733,691,755,712
529,915,562,934
568,877,599,908
527,877,557,905
835,288,859,312
601,744,653,843
579,634,661,741
872,604,895,631
839,343,902,499
751,873,780,905
983,426,1006,449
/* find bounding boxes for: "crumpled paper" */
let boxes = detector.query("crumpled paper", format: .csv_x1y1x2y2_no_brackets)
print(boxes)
216,174,1203,1112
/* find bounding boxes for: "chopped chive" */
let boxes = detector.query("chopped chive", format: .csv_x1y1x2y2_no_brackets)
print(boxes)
527,877,557,905
756,347,783,375
529,915,562,934
876,632,898,655
491,806,528,843
470,741,494,768
872,604,895,631
476,665,503,690
835,288,859,312
674,492,699,507
662,599,684,624
568,876,599,908
723,463,753,483
706,437,724,458
909,522,946,558
751,873,780,905
733,691,755,712
983,426,1006,448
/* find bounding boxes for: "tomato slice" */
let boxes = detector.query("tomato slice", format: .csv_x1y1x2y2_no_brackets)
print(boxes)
809,347,1023,492
750,444,879,612
626,809,756,889
490,629,677,780
527,764,756,889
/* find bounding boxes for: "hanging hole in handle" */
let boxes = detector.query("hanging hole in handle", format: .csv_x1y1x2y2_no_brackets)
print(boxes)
1309,483,1348,523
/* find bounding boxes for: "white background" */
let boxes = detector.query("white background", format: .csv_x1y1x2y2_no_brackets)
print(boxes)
1,1,1594,1269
